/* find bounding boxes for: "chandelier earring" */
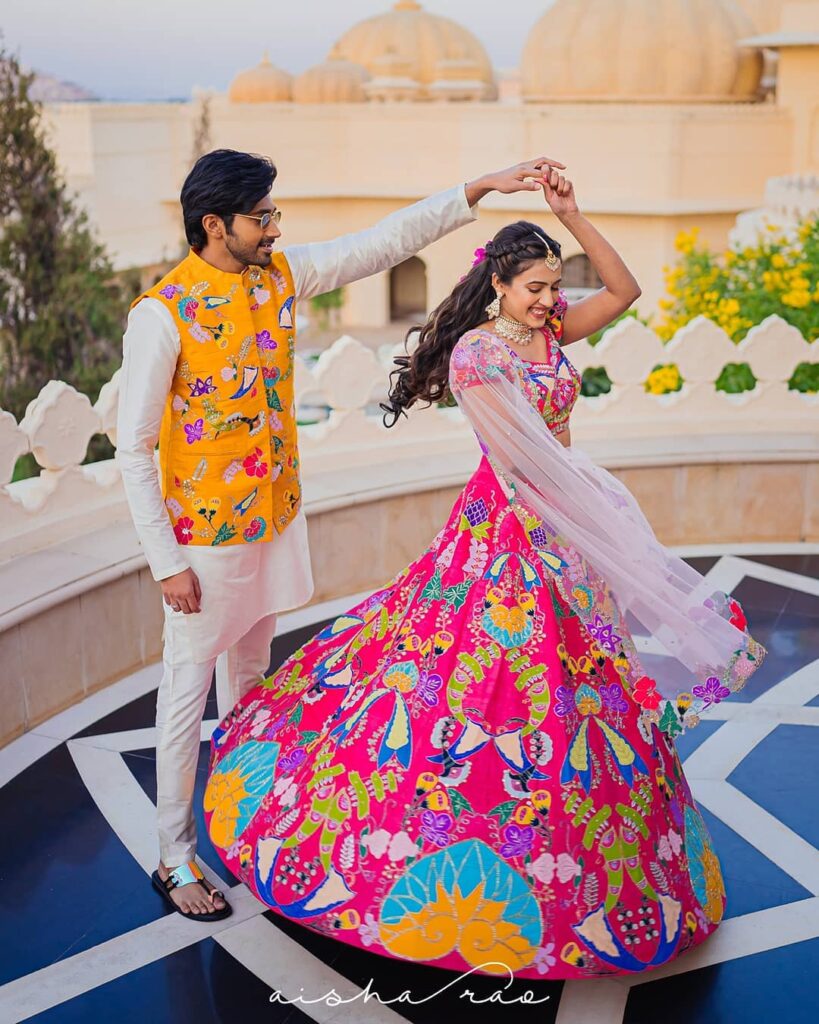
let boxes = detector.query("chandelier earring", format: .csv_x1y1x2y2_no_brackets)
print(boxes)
485,291,502,319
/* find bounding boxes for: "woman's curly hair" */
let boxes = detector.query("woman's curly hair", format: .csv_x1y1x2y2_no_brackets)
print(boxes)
380,220,561,427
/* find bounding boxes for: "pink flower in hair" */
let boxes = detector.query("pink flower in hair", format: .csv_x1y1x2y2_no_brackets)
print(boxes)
471,240,493,267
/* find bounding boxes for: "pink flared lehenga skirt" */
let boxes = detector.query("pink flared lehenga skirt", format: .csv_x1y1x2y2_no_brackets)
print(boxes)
204,455,765,981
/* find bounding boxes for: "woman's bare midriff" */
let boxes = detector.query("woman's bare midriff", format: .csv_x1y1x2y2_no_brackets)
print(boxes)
556,427,571,448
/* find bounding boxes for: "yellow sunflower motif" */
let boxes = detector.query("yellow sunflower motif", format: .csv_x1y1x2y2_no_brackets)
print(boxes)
204,740,281,849
488,604,527,633
204,767,249,850
379,880,539,973
383,662,419,694
700,845,726,924
378,838,543,973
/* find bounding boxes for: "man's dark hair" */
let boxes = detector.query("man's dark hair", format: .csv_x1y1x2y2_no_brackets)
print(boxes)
180,148,277,249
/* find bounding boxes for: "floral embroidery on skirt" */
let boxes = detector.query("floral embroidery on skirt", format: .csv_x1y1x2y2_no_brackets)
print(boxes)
204,455,751,980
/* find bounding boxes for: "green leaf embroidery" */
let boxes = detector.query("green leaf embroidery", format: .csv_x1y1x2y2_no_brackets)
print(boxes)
421,568,443,602
488,799,518,825
443,581,472,611
549,583,567,619
449,789,474,819
376,607,390,640
211,522,238,546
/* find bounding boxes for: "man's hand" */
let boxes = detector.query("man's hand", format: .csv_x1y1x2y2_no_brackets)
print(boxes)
160,567,202,614
465,157,567,205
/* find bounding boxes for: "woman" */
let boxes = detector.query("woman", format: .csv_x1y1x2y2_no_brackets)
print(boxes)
203,169,766,980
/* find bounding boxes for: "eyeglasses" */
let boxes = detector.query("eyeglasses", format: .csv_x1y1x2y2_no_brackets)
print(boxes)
233,209,282,229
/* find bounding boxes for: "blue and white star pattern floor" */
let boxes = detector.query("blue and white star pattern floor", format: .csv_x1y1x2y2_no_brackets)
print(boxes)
0,547,816,1024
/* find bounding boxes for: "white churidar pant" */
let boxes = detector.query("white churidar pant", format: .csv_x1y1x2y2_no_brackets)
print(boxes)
156,611,279,868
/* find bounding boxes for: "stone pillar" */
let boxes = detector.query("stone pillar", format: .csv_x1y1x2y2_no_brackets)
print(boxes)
742,1,819,173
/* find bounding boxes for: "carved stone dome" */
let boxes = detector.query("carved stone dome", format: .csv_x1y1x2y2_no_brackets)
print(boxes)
293,53,370,103
734,0,784,34
228,55,292,103
521,0,763,103
332,0,497,101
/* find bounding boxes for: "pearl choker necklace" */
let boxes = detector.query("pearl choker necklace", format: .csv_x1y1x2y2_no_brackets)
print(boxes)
494,313,534,346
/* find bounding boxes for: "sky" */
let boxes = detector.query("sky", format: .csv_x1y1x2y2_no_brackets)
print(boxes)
1,0,547,101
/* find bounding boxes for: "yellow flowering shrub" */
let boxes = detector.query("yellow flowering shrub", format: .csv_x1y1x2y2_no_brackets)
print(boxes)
658,217,819,393
645,364,683,395
660,221,819,339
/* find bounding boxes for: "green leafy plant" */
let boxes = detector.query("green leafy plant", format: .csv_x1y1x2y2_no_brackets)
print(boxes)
580,367,611,397
0,45,127,476
715,362,757,394
309,286,344,330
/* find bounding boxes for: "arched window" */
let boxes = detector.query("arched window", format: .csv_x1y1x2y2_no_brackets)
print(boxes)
389,256,427,321
562,254,602,296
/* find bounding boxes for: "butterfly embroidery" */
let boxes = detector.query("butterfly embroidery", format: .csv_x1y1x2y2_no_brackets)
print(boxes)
554,685,577,718
417,671,443,708
599,683,629,714
278,748,306,774
256,330,277,351
184,418,205,444
189,376,216,397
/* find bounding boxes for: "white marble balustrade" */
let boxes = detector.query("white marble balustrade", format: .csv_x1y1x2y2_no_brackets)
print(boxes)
0,313,816,566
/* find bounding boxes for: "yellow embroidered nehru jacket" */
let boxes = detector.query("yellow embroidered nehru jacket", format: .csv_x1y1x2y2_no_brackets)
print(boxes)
133,249,300,548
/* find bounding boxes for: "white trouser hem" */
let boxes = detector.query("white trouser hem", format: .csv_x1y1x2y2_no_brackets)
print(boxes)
155,612,278,866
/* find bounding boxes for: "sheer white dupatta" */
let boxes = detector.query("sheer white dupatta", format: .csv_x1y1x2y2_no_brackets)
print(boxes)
449,330,766,735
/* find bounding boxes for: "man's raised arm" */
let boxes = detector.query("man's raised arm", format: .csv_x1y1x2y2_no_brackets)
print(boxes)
284,158,566,301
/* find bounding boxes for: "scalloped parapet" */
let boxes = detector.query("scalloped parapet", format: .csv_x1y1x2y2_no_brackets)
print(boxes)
738,315,815,383
94,369,121,447
667,317,739,384
0,411,29,486
0,313,816,565
589,318,663,385
18,381,101,471
312,334,381,411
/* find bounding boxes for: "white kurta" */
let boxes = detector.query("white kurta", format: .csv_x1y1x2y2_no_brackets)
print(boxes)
116,183,478,665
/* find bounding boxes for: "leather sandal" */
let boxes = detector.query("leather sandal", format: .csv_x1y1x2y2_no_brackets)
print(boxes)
151,861,232,922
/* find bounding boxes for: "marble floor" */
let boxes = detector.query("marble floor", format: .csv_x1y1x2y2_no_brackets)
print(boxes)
0,546,817,1024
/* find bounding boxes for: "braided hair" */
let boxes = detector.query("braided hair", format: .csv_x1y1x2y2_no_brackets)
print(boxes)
381,220,561,426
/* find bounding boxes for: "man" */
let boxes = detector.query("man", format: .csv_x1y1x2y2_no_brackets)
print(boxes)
116,147,564,921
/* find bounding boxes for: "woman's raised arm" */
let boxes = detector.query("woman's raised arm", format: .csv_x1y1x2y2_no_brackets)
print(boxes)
539,170,642,345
